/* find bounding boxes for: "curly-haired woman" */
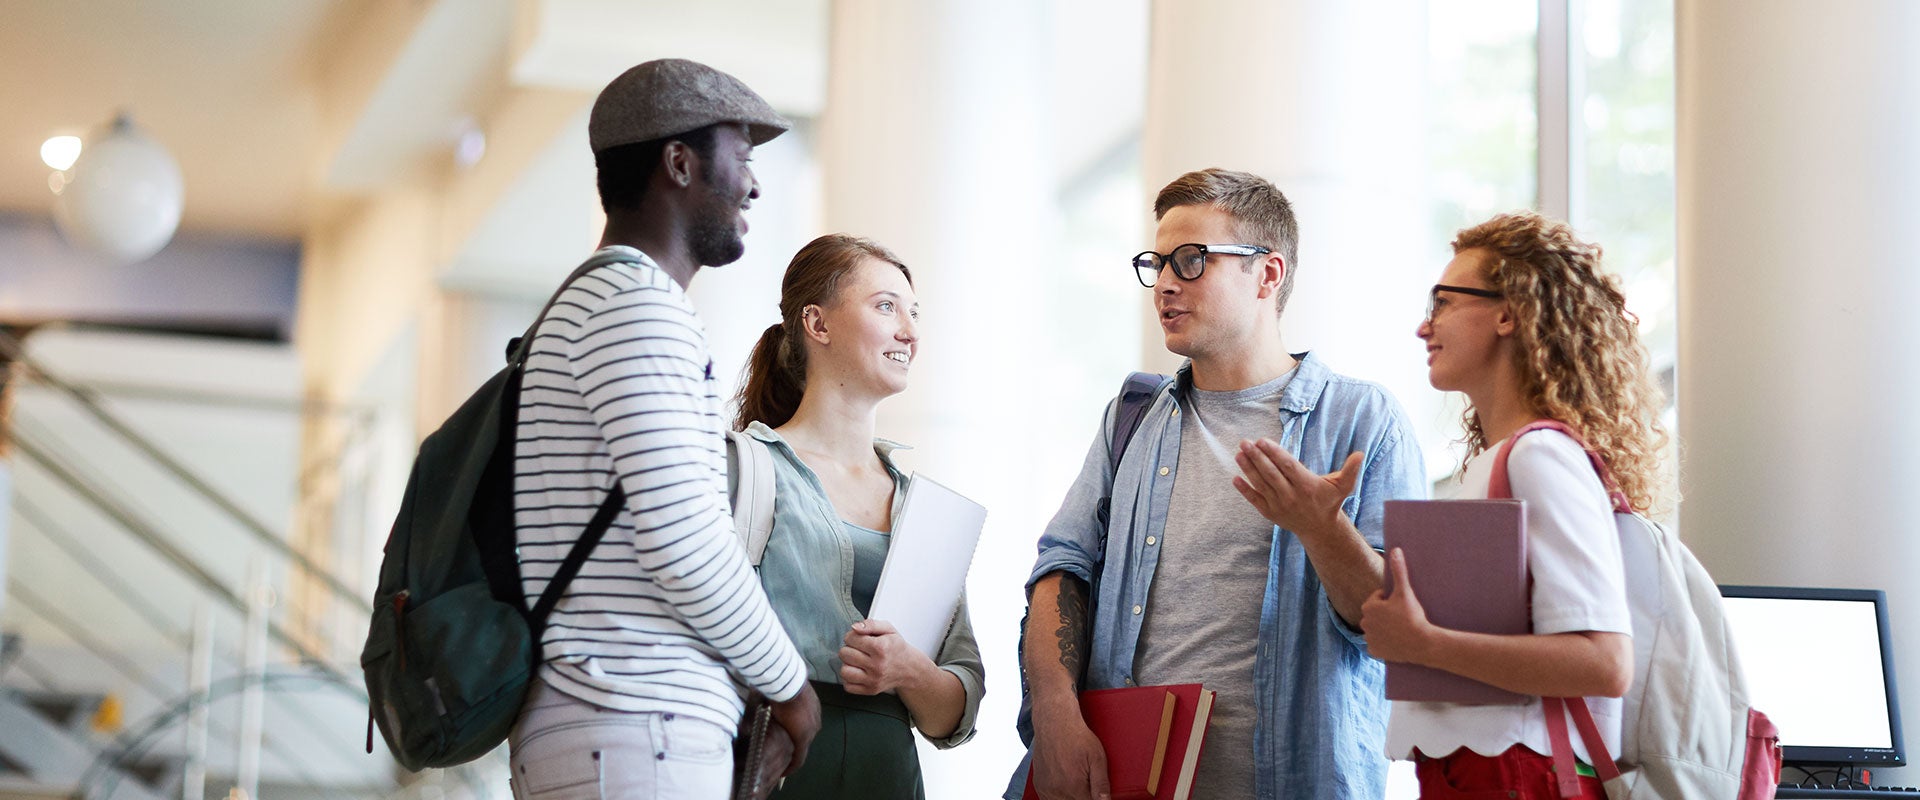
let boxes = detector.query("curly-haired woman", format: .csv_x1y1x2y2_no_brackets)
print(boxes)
1361,211,1670,799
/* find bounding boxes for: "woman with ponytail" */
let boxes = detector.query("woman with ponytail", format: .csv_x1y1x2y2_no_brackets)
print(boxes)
731,234,981,799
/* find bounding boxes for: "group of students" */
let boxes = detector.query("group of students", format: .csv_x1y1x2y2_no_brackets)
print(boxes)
499,58,1667,800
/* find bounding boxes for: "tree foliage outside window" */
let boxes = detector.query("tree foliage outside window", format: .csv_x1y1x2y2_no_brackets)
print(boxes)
1429,0,1539,258
1583,0,1676,376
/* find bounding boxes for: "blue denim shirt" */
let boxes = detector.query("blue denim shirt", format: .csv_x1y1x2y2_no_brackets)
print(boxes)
1007,353,1427,800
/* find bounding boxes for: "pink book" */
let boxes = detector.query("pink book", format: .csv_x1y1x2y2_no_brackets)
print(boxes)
1382,500,1530,705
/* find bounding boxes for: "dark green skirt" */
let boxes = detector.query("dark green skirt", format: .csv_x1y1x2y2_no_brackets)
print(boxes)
770,681,924,800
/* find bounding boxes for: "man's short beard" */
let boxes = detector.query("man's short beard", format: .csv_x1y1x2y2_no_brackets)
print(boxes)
688,213,745,267
687,177,745,267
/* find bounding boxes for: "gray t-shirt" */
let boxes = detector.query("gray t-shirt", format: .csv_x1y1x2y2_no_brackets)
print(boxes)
1133,369,1294,800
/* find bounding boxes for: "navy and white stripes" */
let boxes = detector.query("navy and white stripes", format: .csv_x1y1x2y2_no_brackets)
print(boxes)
513,246,806,732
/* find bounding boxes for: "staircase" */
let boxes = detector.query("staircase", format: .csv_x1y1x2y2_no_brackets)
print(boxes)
0,683,171,800
0,327,486,799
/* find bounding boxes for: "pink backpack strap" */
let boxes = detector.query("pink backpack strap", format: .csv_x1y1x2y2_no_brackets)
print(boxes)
1506,421,1631,794
1542,697,1587,798
1544,696,1624,797
1487,420,1631,514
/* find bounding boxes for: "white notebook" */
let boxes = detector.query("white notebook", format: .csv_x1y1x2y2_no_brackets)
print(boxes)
867,474,988,657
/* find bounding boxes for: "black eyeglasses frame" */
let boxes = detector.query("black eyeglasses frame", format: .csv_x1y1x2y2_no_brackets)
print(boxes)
1132,243,1273,288
1425,284,1504,323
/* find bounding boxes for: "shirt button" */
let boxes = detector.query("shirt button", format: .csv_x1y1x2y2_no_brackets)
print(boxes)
1146,536,1157,545
1171,408,1179,417
1125,677,1136,686
1132,604,1143,615
1158,466,1170,476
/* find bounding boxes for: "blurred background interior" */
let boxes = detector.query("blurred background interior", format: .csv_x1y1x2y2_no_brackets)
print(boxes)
0,0,1913,797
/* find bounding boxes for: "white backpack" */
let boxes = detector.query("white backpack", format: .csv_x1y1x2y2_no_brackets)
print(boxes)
1492,422,1782,800
727,429,777,567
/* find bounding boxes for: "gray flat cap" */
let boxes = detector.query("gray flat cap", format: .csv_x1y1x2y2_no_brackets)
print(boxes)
588,58,790,153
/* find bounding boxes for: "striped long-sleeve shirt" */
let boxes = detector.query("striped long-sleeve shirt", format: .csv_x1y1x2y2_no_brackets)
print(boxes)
513,246,807,732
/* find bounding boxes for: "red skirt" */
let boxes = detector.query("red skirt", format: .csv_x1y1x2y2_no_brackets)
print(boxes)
1414,745,1607,800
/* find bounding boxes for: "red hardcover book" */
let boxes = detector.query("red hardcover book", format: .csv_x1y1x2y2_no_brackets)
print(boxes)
1024,683,1215,800
1081,687,1175,799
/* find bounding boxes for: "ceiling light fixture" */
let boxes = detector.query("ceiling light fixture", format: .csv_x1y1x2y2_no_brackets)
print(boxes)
40,135,82,171
50,113,184,265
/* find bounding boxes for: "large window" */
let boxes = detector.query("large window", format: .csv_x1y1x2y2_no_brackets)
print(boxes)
1424,0,1539,478
1582,0,1679,518
1429,1,1540,247
1423,0,1677,512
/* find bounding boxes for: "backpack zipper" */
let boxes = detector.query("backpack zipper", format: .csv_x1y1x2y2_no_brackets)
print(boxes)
392,591,410,671
370,589,411,755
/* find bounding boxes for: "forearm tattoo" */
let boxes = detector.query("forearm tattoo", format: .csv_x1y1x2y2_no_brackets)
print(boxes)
1054,575,1091,690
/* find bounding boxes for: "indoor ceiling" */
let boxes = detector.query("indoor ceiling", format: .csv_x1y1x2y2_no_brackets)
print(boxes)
0,0,835,250
0,0,359,239
0,0,1135,262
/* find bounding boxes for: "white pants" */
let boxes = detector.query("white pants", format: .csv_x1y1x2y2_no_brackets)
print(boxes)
508,680,734,800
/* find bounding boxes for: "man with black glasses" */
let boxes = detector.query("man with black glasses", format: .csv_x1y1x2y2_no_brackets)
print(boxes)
1012,169,1426,800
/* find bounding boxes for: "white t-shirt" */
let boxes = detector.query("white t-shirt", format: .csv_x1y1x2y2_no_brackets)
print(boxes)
1385,430,1631,764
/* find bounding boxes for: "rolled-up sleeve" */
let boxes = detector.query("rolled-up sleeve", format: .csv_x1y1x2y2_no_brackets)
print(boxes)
926,593,985,748
1027,401,1119,591
1348,411,1428,551
1327,392,1428,649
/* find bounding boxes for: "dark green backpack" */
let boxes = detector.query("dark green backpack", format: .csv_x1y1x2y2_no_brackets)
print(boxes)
362,253,629,771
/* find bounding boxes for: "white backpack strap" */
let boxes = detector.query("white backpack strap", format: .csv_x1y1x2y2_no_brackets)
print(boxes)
726,429,776,566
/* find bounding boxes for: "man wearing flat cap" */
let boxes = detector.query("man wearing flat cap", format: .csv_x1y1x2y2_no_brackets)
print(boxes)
507,58,820,799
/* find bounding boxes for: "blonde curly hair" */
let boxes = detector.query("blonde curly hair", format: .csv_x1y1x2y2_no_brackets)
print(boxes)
1452,211,1671,514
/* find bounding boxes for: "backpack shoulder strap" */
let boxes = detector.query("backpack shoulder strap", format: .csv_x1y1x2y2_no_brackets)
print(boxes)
514,250,658,628
1544,696,1625,796
507,248,651,367
727,429,776,567
1505,420,1636,791
1487,419,1631,514
1109,371,1172,474
526,486,625,630
1096,371,1172,528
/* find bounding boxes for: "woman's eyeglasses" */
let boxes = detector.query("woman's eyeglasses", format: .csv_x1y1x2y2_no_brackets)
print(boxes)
1425,284,1503,323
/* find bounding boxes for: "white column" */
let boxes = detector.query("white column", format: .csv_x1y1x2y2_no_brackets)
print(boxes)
1677,0,1920,779
1141,0,1438,456
820,2,1056,796
821,0,1054,451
